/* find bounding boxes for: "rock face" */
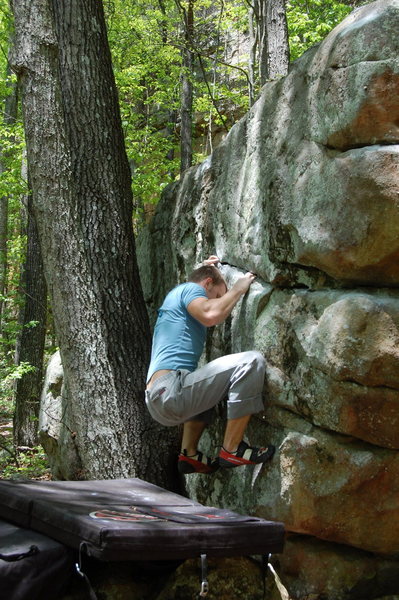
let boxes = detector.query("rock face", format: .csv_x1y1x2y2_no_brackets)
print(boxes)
39,351,82,480
137,2,399,599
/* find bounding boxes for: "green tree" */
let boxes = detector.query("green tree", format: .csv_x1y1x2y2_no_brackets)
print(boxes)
287,0,353,61
105,0,181,211
103,0,357,210
0,1,28,403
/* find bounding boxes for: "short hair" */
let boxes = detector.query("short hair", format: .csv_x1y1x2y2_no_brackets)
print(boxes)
188,265,226,287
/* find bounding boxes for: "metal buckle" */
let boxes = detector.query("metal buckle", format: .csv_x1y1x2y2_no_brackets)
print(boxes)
199,580,209,597
199,553,209,597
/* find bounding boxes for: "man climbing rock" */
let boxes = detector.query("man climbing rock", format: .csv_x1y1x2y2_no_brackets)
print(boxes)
145,256,275,474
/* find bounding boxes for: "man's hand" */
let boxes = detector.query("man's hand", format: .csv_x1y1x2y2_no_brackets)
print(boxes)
203,255,220,266
231,272,256,295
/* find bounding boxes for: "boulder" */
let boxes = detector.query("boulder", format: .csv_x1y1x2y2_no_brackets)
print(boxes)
256,288,399,449
136,1,399,598
39,351,82,480
138,1,399,292
272,535,399,600
256,409,399,555
184,409,399,555
155,557,265,600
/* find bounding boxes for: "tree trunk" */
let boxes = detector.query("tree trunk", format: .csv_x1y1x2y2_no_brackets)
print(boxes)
248,6,258,106
14,190,47,448
179,0,194,174
0,196,7,332
265,0,289,81
255,0,289,87
10,0,180,488
257,0,268,87
0,66,18,334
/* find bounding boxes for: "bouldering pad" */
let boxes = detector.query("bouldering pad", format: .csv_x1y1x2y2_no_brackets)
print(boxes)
0,519,75,600
0,478,284,561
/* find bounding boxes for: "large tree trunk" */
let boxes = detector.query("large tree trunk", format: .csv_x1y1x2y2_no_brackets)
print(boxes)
10,0,180,487
13,189,47,448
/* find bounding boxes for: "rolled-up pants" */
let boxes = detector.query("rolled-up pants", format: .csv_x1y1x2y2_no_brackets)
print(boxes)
145,350,266,427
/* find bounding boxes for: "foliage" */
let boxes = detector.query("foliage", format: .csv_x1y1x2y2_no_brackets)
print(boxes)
287,0,352,61
0,119,26,196
105,0,255,210
0,393,49,480
103,0,360,209
0,440,50,480
105,0,181,211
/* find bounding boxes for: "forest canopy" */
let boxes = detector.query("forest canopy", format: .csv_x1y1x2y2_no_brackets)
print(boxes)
102,0,356,207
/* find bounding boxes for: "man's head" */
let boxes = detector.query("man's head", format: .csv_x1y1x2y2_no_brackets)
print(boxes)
188,265,227,299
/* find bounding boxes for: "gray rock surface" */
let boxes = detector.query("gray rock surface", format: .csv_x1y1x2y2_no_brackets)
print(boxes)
137,1,399,598
39,351,82,479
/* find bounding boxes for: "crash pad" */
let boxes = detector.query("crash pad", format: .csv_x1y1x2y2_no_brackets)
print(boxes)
0,519,75,600
0,477,284,561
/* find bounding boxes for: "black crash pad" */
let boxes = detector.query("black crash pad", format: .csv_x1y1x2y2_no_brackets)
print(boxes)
0,478,284,561
0,519,75,600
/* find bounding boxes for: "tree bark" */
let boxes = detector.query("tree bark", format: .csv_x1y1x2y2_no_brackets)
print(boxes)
252,0,289,88
179,0,194,174
248,6,258,106
10,0,180,487
257,0,268,87
0,196,7,332
14,190,47,447
264,0,289,81
0,66,18,334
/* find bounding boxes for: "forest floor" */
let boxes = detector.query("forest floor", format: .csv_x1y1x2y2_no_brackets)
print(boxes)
0,398,50,479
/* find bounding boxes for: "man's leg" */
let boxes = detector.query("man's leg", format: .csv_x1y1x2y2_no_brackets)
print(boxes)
222,415,251,453
178,419,218,474
174,351,274,472
181,420,208,455
218,413,275,467
176,351,266,421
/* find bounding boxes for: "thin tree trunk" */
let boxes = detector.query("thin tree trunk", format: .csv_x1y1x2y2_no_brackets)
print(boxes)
10,0,180,487
248,5,258,106
257,0,268,86
0,66,18,334
180,0,194,174
14,189,47,448
0,197,7,331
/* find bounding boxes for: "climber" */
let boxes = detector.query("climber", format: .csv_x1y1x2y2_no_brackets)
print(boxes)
145,255,275,474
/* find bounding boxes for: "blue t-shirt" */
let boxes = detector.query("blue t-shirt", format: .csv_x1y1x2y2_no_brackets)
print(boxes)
146,282,207,382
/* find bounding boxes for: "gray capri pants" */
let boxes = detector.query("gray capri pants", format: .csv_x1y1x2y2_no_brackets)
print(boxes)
145,350,266,427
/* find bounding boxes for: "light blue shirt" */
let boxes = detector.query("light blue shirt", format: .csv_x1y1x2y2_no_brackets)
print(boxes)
146,283,207,382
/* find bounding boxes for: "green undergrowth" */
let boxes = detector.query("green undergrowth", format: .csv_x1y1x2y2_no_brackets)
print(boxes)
0,397,50,480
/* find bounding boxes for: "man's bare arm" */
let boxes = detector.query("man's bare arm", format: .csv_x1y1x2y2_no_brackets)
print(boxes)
187,273,256,327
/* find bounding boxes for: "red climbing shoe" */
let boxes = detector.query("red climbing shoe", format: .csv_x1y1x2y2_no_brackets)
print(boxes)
178,450,219,474
218,441,275,468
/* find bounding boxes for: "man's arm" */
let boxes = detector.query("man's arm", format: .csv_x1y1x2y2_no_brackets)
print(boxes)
187,273,255,327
